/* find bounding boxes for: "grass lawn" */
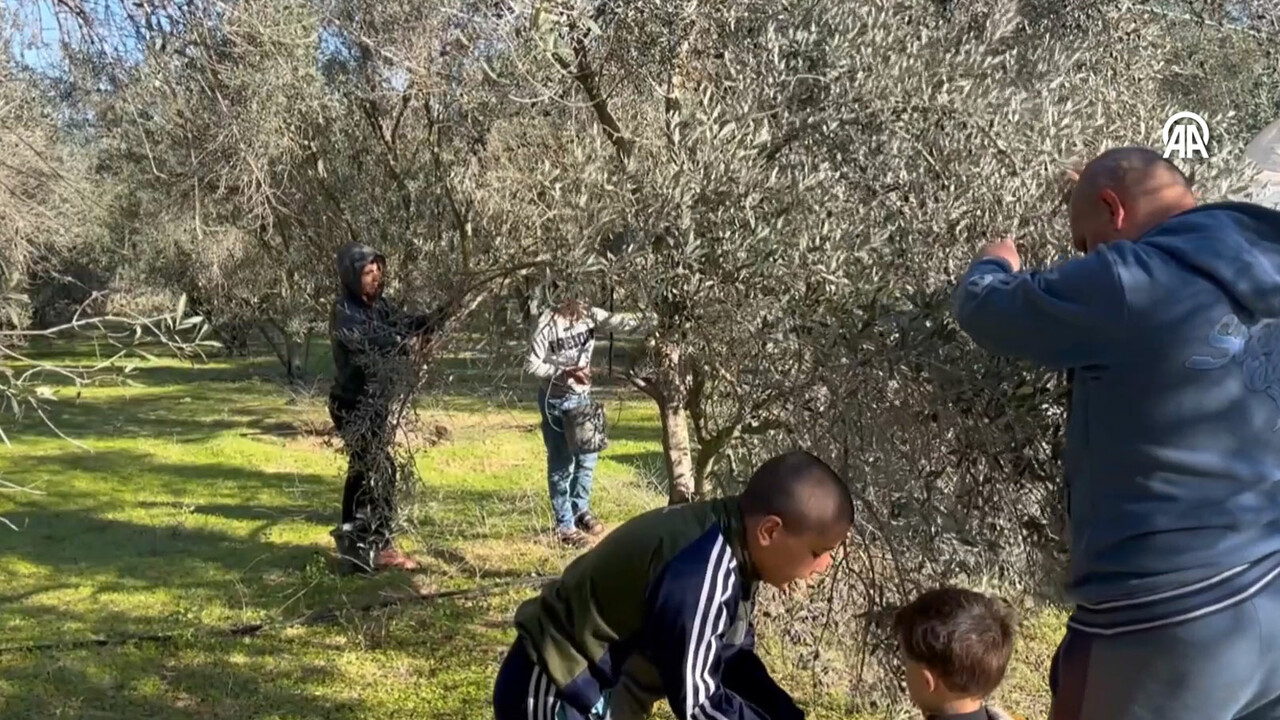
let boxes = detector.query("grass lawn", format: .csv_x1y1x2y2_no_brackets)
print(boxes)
0,344,1061,719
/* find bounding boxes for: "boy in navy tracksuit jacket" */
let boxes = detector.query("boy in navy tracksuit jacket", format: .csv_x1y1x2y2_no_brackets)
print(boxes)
493,450,855,719
952,146,1280,720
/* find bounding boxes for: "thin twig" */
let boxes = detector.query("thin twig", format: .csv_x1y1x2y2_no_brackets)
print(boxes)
31,401,91,451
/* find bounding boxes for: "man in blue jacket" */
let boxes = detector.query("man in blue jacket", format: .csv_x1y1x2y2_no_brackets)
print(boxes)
952,146,1280,720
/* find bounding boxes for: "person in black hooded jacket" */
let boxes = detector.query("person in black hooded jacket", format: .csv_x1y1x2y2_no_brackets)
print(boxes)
329,242,451,574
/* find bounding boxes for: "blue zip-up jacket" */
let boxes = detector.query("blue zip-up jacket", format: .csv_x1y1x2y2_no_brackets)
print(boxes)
952,202,1280,635
512,497,803,719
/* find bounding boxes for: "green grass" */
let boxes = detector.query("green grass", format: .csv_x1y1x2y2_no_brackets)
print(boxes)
0,345,1062,719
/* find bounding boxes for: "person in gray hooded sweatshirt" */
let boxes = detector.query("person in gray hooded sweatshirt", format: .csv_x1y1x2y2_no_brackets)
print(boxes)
524,295,652,547
952,146,1280,720
329,242,454,573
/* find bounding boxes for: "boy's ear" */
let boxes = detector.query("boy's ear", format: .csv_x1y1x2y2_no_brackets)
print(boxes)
922,667,938,695
755,515,784,546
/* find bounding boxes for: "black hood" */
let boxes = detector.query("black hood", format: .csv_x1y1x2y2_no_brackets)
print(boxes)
335,242,385,302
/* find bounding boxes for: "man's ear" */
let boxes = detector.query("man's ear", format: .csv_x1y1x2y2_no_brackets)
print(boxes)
1100,188,1125,229
755,515,784,546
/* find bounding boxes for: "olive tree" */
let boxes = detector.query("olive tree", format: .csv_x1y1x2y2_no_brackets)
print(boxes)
55,0,546,383
464,0,1280,706
733,0,1280,706
1,52,214,526
468,0,859,502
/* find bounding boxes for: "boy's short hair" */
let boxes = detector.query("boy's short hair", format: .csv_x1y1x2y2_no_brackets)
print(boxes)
894,587,1017,697
740,450,854,533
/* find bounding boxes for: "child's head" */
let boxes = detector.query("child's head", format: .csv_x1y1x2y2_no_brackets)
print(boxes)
894,587,1017,715
740,450,854,588
552,298,587,324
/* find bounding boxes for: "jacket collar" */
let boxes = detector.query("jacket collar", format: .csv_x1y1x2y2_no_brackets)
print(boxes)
719,496,759,592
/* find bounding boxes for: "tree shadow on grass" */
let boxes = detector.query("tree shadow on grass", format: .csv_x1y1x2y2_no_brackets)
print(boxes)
1,449,344,645
595,414,664,488
1,449,338,509
8,339,661,450
0,636,364,719
412,483,546,542
2,383,326,444
0,514,449,655
0,507,328,640
160,501,336,527
602,450,665,477
0,581,512,719
598,421,662,445
3,507,319,572
0,448,557,644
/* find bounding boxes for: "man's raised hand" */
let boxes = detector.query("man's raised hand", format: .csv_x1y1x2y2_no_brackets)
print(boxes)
978,236,1021,272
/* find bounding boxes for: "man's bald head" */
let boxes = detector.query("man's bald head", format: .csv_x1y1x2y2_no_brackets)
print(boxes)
1068,146,1197,253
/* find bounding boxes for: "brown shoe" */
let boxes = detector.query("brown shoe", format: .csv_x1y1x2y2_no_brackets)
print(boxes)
556,528,590,549
575,512,604,536
374,548,421,572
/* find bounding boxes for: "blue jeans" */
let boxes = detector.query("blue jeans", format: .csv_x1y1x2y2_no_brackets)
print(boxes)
1050,575,1280,720
539,389,599,532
